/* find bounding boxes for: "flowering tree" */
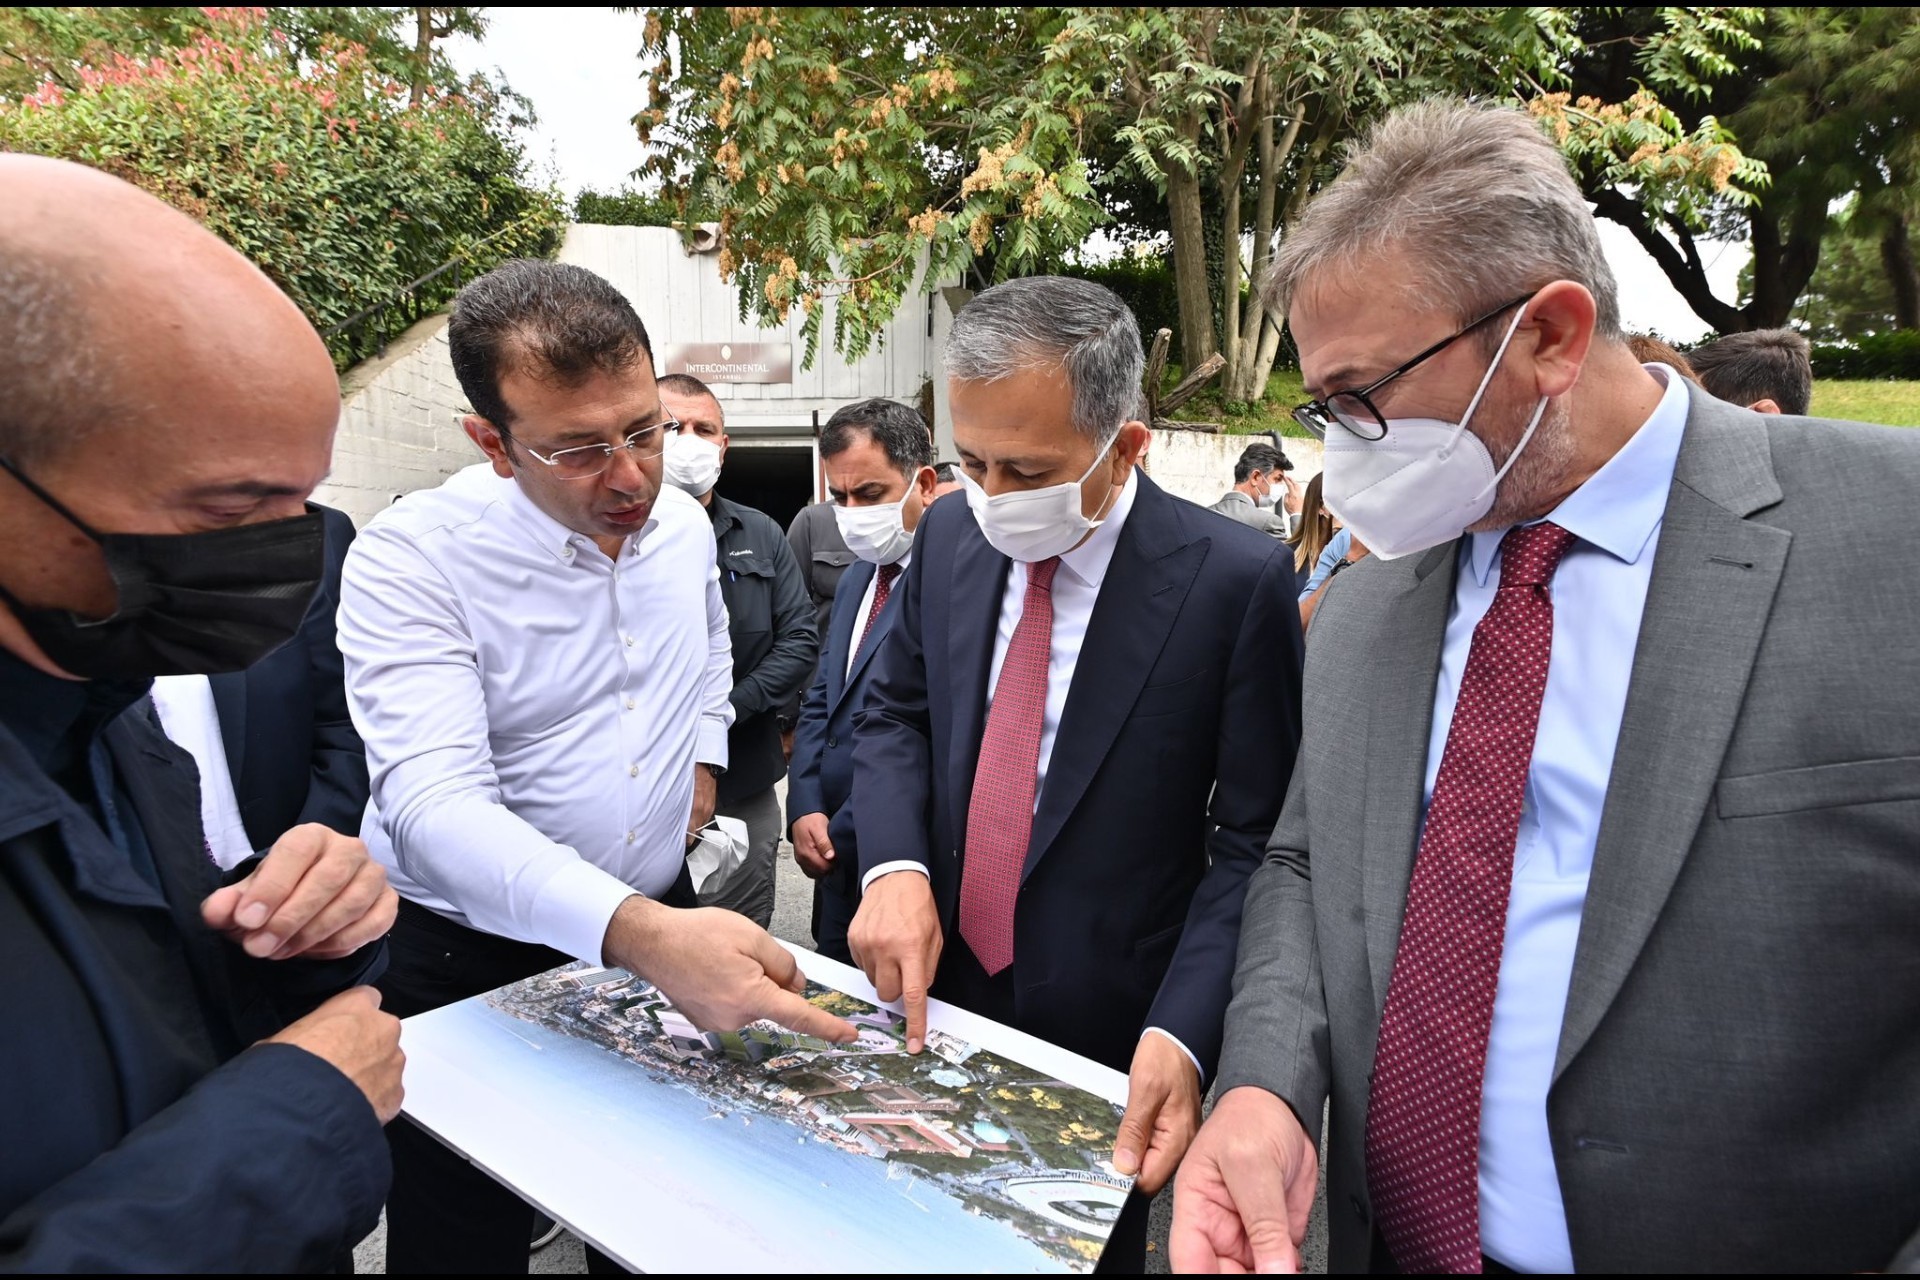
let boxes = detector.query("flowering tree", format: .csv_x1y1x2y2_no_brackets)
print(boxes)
0,7,563,367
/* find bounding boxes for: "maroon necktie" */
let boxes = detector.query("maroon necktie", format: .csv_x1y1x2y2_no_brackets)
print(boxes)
854,562,901,663
1365,521,1577,1274
959,556,1059,975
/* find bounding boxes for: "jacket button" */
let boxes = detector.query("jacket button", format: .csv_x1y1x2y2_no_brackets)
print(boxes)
827,735,839,748
1349,1195,1369,1223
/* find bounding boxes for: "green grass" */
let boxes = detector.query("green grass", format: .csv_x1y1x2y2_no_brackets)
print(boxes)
1810,379,1920,427
1161,369,1920,433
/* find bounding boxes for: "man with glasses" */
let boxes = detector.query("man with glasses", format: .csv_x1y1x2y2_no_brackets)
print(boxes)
338,260,854,1273
1172,101,1920,1275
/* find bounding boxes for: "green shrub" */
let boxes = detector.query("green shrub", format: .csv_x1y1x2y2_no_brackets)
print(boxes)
1068,257,1181,347
0,10,565,368
574,186,678,228
1810,329,1920,380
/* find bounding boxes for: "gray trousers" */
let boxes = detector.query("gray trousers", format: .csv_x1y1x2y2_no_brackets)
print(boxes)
698,785,782,928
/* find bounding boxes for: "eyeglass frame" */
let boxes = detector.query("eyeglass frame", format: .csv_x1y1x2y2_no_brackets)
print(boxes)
508,418,683,480
1291,293,1535,442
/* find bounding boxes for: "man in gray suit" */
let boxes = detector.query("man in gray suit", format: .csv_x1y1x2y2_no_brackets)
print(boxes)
1171,100,1920,1274
1208,441,1297,538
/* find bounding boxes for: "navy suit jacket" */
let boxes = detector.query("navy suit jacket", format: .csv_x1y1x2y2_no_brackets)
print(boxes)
208,504,368,849
788,557,894,866
850,471,1304,1074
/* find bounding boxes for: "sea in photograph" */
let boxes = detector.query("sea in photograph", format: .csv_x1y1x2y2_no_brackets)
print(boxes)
428,1000,1068,1272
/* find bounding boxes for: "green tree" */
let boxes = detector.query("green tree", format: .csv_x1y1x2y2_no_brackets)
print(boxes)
637,6,1761,381
1776,203,1919,339
1561,6,1920,334
0,7,563,367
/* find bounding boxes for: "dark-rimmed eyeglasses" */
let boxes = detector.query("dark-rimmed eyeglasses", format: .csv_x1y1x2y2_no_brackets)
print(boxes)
514,419,682,480
1291,294,1534,441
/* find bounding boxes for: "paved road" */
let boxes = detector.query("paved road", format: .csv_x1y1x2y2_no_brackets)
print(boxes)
354,779,1330,1272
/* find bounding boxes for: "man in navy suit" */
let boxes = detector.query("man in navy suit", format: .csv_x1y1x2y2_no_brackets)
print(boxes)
847,277,1304,1269
786,398,937,962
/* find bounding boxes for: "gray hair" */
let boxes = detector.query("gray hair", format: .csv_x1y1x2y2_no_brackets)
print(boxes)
0,248,101,466
944,276,1144,443
1688,328,1813,415
1265,99,1622,341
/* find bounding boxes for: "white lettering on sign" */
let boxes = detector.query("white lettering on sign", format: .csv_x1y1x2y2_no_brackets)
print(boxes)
660,342,794,385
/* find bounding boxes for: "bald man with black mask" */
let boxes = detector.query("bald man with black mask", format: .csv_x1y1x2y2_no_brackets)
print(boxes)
0,156,403,1271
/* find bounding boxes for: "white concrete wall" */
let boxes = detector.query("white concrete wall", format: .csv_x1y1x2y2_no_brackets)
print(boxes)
1143,431,1322,508
315,314,479,528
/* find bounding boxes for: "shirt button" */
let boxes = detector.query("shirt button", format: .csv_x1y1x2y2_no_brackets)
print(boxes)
625,830,635,844
628,764,639,777
624,697,636,710
562,545,575,558
624,635,635,647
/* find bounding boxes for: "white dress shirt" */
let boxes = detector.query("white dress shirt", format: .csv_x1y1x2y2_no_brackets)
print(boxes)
338,465,734,967
148,675,256,871
1422,367,1689,1272
846,551,910,679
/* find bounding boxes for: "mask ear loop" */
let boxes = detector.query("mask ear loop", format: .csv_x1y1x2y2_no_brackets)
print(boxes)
1438,303,1533,462
0,455,102,539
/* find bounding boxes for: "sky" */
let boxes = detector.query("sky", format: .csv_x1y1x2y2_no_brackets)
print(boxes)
448,7,1749,344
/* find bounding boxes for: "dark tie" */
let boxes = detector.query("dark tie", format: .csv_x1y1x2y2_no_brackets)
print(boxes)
1365,521,1578,1274
959,556,1060,975
853,562,902,663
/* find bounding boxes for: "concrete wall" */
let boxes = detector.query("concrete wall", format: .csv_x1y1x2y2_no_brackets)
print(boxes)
1143,430,1322,508
314,313,477,528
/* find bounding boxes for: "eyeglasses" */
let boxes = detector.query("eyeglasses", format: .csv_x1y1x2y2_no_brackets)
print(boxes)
1291,294,1534,442
513,420,682,481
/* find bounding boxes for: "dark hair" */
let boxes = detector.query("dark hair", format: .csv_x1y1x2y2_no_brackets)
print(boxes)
820,397,934,477
448,259,653,431
656,372,717,402
1233,442,1287,484
1688,328,1813,416
933,461,960,483
1625,333,1699,382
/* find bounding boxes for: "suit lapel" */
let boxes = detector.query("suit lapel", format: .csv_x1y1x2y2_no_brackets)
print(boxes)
207,670,247,792
947,521,1011,847
1361,543,1459,1015
826,560,876,714
1024,487,1206,878
1553,403,1788,1081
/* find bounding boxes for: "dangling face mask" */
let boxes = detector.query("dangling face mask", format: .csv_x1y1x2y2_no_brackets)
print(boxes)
0,457,326,678
1319,304,1549,561
958,431,1121,563
662,431,723,497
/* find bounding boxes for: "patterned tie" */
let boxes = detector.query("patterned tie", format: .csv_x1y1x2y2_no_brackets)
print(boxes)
854,562,902,663
958,555,1060,975
1365,521,1578,1274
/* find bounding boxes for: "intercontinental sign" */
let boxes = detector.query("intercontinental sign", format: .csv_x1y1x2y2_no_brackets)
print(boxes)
660,341,794,385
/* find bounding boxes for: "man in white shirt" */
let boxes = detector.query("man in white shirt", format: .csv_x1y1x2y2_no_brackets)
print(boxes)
338,260,854,1274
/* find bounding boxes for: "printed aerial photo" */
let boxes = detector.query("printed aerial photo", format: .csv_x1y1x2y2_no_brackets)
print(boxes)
477,962,1133,1272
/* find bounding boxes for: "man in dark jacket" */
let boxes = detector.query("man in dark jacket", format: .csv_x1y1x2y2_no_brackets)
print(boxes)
149,503,369,868
659,374,820,926
0,156,403,1272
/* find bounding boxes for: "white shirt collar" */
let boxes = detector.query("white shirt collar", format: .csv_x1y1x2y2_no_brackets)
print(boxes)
501,470,659,564
1056,466,1139,589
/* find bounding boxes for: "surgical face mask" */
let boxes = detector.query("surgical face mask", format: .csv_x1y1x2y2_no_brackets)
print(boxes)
0,457,325,678
833,496,915,565
662,431,722,496
1319,306,1549,561
1254,477,1277,509
959,432,1120,563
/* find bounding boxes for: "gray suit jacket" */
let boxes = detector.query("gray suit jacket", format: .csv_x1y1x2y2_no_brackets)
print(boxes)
1216,393,1920,1272
1210,488,1293,539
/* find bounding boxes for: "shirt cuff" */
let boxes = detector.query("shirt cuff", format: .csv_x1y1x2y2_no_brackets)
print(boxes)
1142,1026,1205,1081
528,858,647,967
861,860,930,893
697,716,730,770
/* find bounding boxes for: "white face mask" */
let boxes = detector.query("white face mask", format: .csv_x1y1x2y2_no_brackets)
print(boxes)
1319,306,1548,561
833,497,915,565
959,432,1120,563
662,431,722,496
1254,477,1277,509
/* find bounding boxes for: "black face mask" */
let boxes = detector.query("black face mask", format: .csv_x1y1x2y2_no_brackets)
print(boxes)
0,457,326,679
